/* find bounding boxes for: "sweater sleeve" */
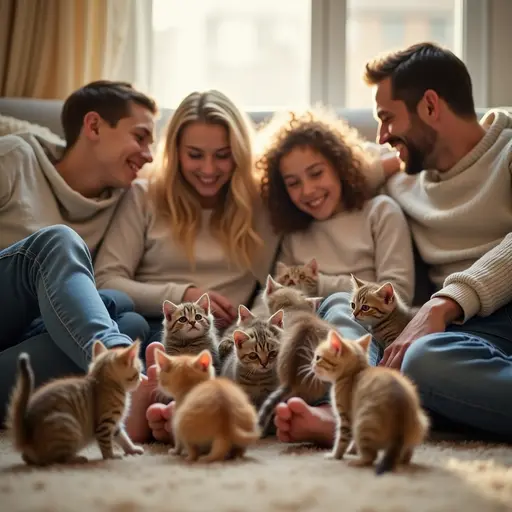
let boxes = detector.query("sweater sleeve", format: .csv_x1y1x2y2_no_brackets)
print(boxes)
368,195,415,304
93,180,194,316
432,232,512,322
0,139,22,209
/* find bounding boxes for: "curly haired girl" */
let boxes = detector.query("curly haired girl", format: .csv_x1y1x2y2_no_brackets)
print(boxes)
256,107,415,446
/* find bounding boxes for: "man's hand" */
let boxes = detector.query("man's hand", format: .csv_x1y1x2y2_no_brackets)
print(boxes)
379,297,463,370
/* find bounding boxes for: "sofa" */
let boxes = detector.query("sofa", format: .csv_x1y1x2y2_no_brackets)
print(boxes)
1,97,491,306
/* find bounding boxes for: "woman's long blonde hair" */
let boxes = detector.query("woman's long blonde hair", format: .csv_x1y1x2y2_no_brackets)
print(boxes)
149,90,263,270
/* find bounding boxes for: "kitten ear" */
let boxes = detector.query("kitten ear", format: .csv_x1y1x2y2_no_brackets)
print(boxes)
275,261,287,276
92,340,108,360
307,297,324,312
307,258,318,276
155,349,172,372
265,274,280,295
121,340,141,366
350,274,365,289
268,309,284,329
238,304,255,324
357,333,372,353
376,282,395,304
233,330,250,348
195,293,211,313
328,330,343,355
163,300,178,321
194,349,212,372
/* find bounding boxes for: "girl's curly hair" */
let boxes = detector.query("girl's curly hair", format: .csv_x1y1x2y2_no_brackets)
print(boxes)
257,107,371,234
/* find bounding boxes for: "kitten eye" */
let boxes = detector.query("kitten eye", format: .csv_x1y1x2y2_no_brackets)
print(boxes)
179,316,187,323
268,351,277,359
315,355,321,362
249,353,258,360
361,305,370,311
195,314,202,321
350,302,355,310
299,273,305,279
128,372,139,382
283,274,289,280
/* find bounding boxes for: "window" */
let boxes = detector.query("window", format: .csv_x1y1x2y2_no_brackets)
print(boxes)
150,0,311,110
345,0,458,107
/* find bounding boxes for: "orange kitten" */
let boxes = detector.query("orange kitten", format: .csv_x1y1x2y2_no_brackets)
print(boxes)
155,349,260,462
312,330,429,474
6,341,144,466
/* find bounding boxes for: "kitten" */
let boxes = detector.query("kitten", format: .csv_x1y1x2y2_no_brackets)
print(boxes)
6,341,144,466
218,305,259,364
162,292,220,374
155,349,260,462
312,329,429,475
221,308,284,408
350,275,416,349
275,258,319,296
257,275,329,435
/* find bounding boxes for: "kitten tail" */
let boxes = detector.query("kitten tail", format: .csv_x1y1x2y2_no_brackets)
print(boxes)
375,432,404,475
257,385,291,435
231,425,261,445
5,353,34,450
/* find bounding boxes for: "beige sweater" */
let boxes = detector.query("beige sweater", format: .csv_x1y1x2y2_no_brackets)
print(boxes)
94,179,280,317
278,195,415,304
368,108,512,322
0,133,124,255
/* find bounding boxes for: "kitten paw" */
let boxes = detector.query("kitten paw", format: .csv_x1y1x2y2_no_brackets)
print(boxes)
125,445,144,456
103,453,123,461
324,452,343,460
348,458,373,468
169,447,181,456
67,455,89,465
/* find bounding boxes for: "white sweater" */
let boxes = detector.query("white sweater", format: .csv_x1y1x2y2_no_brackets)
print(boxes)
368,108,512,322
278,195,415,304
93,179,280,317
0,133,124,255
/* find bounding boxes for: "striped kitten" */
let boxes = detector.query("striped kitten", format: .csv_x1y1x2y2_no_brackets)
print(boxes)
275,258,319,296
257,275,329,435
350,275,416,349
221,309,284,408
6,340,144,466
155,349,260,462
162,293,220,374
312,329,429,475
218,305,259,365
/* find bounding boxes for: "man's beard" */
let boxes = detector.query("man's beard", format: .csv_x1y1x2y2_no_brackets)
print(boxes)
388,122,437,175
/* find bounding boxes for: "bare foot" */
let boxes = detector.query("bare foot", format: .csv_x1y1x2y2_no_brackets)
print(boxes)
124,342,164,443
274,398,335,447
147,398,175,443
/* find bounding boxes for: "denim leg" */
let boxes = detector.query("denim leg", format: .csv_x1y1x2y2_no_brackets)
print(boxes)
0,333,82,425
0,225,132,370
402,301,512,439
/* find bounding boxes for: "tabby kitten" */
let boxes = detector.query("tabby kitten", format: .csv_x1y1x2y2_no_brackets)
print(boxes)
312,329,429,474
221,309,284,408
350,275,416,349
6,340,144,466
218,305,259,364
257,275,329,435
155,349,260,462
162,292,220,374
275,258,319,296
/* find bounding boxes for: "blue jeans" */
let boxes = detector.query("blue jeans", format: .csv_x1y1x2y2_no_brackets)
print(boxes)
0,225,149,424
319,292,512,440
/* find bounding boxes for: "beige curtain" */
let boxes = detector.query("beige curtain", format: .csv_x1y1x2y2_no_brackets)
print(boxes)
0,0,131,99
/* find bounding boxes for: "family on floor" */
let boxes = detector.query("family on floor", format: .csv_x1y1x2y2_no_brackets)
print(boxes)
1,41,511,448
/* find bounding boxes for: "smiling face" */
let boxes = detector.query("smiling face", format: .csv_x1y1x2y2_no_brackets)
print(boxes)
374,78,438,175
178,121,235,205
279,145,342,221
91,102,155,188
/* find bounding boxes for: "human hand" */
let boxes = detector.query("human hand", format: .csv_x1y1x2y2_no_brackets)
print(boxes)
381,150,403,179
182,287,237,328
379,297,463,370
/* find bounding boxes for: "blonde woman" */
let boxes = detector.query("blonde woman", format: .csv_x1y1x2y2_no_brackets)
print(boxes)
93,90,279,442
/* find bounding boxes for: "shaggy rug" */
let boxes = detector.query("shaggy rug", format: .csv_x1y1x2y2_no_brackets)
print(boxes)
0,433,511,512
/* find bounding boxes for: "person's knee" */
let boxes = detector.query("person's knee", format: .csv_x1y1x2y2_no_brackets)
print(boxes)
36,225,89,257
116,311,150,343
318,292,352,317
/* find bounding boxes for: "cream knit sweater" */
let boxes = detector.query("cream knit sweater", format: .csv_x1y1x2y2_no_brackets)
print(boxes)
368,108,512,322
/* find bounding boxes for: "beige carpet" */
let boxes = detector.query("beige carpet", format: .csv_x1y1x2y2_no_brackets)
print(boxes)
1,433,511,512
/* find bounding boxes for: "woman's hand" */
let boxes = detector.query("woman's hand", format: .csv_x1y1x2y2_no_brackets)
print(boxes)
183,287,237,328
